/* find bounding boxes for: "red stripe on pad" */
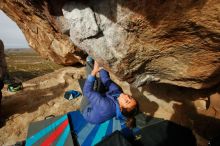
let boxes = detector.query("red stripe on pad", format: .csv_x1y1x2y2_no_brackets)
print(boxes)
41,119,69,146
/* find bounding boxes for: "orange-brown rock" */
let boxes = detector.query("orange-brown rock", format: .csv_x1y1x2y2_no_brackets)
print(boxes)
1,1,220,145
209,92,220,115
0,0,220,89
0,0,86,66
62,0,220,89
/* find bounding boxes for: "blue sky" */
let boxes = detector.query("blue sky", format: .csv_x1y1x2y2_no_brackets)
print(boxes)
0,10,29,48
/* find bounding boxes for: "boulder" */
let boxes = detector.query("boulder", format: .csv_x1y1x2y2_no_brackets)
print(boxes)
0,1,220,144
1,0,220,89
62,0,220,89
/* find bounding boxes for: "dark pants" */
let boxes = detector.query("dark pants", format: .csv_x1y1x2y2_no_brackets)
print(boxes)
80,60,105,112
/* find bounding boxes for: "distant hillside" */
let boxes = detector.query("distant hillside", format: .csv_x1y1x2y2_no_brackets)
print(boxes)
5,48,35,53
5,48,63,82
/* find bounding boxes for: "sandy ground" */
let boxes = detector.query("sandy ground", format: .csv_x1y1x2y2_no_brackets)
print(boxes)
0,67,85,146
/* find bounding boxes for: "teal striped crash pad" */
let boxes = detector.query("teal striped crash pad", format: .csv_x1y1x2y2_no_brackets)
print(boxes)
67,110,134,146
25,110,135,146
26,115,74,146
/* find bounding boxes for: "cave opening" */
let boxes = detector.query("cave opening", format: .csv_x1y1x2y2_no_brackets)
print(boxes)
0,10,62,82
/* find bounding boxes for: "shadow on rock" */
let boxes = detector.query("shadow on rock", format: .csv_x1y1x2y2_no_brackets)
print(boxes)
130,86,159,117
139,82,220,143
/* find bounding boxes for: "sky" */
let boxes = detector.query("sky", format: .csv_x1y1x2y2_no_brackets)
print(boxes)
0,10,29,48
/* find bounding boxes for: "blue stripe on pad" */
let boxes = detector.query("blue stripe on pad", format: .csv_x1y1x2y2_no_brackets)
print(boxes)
105,119,113,137
112,117,121,132
77,123,96,145
81,125,100,146
67,111,129,146
91,120,110,145
68,111,87,134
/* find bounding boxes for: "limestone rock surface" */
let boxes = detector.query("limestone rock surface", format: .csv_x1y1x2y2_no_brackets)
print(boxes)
62,0,220,89
1,0,220,89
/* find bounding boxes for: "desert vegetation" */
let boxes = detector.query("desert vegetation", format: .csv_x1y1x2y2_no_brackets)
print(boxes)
5,48,62,82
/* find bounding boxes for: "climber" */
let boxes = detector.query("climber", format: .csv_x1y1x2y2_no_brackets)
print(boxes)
80,57,138,128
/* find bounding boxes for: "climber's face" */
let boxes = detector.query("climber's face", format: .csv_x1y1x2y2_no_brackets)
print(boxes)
118,93,137,112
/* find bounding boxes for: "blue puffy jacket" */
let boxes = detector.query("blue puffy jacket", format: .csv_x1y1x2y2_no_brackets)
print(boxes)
82,69,122,124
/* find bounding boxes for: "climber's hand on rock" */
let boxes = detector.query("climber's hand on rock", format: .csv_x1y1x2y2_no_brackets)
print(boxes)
91,61,100,76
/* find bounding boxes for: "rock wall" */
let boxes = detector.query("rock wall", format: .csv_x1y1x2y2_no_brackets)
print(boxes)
0,0,86,65
61,0,220,89
0,1,220,145
1,0,220,89
114,76,220,146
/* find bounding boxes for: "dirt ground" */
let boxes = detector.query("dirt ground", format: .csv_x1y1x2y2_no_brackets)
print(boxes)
0,67,85,146
0,66,220,146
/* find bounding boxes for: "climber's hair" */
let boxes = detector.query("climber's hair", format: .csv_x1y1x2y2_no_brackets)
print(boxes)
121,100,139,128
